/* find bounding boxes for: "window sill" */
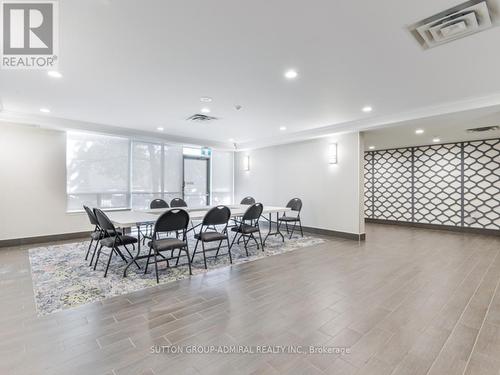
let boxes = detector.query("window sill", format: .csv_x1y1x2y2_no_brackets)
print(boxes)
66,207,132,214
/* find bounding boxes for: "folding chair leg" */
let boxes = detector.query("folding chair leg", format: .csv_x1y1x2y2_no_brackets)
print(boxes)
258,229,264,251
226,237,233,264
122,245,141,269
104,248,114,277
215,239,223,258
85,239,94,260
289,222,297,239
144,246,153,274
191,240,199,263
175,249,181,266
185,248,192,275
299,218,304,237
201,241,208,269
154,250,159,284
116,246,128,263
89,240,99,266
250,233,259,250
243,235,249,257
229,232,238,250
93,244,103,270
285,222,289,234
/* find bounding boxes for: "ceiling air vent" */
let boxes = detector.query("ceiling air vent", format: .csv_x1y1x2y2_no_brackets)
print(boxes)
408,0,497,49
466,125,500,132
186,114,218,122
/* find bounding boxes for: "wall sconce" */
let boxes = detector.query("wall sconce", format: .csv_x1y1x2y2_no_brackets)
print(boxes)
328,143,338,164
243,155,250,171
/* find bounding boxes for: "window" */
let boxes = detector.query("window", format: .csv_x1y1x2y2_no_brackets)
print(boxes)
131,142,162,210
211,150,234,205
164,145,183,204
66,132,232,211
66,132,130,211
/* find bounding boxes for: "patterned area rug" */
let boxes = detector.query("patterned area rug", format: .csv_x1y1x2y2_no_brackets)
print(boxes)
29,233,325,316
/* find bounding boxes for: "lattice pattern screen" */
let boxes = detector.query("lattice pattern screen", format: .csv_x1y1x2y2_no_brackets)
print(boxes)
413,144,462,226
365,138,500,231
372,149,412,221
463,139,500,230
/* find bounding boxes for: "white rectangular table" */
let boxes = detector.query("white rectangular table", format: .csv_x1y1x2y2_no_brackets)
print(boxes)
107,205,291,276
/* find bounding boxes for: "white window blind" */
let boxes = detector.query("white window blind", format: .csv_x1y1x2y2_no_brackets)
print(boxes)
131,141,163,209
211,150,234,205
164,145,183,203
66,132,130,211
66,132,234,211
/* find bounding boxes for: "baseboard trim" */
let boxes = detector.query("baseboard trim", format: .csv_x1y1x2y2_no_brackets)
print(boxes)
1,223,367,249
0,231,89,248
302,226,366,241
365,218,500,236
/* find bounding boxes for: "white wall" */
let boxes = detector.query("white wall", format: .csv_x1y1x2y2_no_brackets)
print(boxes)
0,123,364,241
235,132,365,235
0,123,89,240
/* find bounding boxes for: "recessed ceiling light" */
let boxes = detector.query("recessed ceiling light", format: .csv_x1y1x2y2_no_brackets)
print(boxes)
279,126,287,131
368,145,375,150
284,70,298,79
39,108,50,113
201,107,211,114
228,138,235,142
362,106,373,113
415,129,424,134
157,127,164,131
432,137,440,143
47,71,62,78
200,97,212,103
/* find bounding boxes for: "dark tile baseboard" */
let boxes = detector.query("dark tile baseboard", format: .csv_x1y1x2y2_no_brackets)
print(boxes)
365,218,500,237
302,226,366,241
0,231,89,248
1,223,367,249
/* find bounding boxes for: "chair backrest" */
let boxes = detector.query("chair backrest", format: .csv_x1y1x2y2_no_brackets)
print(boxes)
202,205,231,226
170,198,187,208
242,203,263,222
240,196,255,205
286,198,302,212
83,205,98,226
94,208,116,233
150,199,169,209
154,209,189,235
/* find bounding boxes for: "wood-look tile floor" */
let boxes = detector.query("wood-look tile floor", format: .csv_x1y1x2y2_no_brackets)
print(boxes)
1,224,500,375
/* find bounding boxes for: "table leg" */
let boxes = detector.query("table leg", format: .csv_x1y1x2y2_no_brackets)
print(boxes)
263,213,272,245
123,224,142,277
276,212,284,242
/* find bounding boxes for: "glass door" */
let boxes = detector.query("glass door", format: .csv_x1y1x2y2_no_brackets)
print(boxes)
183,157,210,207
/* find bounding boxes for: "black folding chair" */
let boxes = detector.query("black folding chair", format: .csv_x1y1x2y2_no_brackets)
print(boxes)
240,196,256,205
85,206,122,266
170,198,188,208
145,209,192,283
93,209,139,277
191,206,232,269
278,198,304,239
150,199,169,209
231,203,264,256
83,205,101,261
142,199,170,244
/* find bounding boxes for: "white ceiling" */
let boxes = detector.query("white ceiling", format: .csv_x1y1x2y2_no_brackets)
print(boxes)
363,104,500,150
1,0,500,149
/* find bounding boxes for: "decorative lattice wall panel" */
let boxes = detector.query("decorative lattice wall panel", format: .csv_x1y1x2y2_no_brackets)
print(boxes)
372,149,413,221
463,139,500,230
364,138,500,231
413,144,462,226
